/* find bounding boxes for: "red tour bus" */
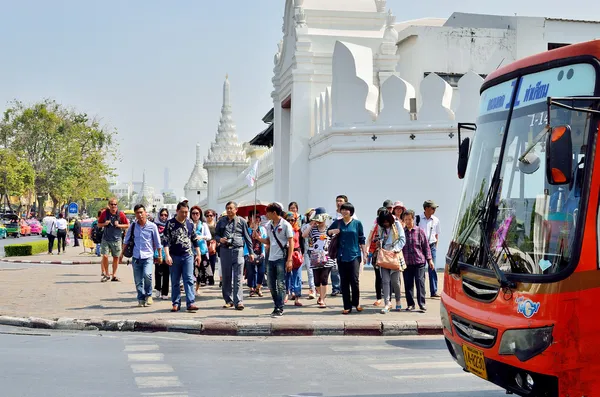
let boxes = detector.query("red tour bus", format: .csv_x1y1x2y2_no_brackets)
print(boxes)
443,40,600,396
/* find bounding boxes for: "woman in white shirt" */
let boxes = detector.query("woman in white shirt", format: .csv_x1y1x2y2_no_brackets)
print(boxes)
55,213,69,254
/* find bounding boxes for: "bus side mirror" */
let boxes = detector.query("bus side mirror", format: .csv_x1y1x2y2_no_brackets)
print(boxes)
457,123,476,179
458,137,470,179
546,125,573,185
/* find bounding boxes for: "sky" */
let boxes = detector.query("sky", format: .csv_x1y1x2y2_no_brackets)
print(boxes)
1,0,599,196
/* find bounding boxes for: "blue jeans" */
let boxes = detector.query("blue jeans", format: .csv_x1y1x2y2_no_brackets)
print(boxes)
170,255,195,308
267,258,286,310
286,266,302,297
246,257,265,288
95,243,101,257
330,261,341,293
428,245,438,296
132,257,153,301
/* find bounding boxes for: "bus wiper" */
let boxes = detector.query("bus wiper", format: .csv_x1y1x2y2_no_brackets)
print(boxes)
448,207,484,274
480,220,516,289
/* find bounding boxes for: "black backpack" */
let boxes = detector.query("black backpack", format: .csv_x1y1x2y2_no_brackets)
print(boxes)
416,215,421,226
91,222,103,244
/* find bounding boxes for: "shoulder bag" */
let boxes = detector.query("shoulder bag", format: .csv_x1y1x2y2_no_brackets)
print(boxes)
327,221,339,260
123,223,136,258
376,225,406,271
271,222,300,268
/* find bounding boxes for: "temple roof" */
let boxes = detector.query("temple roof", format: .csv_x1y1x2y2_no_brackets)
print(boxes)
185,143,209,190
205,76,247,165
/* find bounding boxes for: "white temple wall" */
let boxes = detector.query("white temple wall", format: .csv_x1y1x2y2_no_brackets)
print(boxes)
307,130,462,262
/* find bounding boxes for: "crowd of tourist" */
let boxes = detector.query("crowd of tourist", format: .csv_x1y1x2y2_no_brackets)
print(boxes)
93,195,441,317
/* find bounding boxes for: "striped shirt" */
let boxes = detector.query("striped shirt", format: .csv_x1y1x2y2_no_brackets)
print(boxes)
402,226,432,266
309,227,335,268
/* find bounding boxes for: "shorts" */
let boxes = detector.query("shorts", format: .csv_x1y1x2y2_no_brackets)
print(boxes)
313,267,332,287
101,240,122,258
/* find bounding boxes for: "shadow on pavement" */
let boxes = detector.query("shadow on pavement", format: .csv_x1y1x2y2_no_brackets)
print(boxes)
385,339,446,350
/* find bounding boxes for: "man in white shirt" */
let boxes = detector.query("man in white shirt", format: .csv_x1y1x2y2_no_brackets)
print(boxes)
253,202,294,317
418,200,441,298
42,213,57,254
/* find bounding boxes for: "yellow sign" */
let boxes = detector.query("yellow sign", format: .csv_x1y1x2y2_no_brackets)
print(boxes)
462,344,488,380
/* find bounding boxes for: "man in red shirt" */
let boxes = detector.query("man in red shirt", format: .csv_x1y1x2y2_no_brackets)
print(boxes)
98,198,129,282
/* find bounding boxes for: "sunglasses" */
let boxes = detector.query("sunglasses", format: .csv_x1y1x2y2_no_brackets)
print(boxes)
206,214,214,217
191,212,200,215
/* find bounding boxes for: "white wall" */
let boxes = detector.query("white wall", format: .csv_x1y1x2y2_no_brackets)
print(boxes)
307,137,463,265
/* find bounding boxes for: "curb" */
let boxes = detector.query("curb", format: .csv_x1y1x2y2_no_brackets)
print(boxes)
0,315,443,336
1,258,100,265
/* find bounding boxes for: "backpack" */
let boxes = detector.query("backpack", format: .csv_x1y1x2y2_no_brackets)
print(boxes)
91,222,103,244
416,215,421,226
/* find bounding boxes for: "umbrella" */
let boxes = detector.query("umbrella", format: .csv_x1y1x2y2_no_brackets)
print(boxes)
236,200,269,218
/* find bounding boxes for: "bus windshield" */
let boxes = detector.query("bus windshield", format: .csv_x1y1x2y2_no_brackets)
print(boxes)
451,63,596,277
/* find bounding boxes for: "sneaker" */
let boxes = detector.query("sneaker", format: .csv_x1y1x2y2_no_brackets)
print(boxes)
146,297,153,306
161,295,169,300
308,291,316,300
380,305,391,314
187,304,199,312
270,308,284,317
420,306,427,312
395,304,402,311
406,305,415,311
138,301,145,307
331,290,340,297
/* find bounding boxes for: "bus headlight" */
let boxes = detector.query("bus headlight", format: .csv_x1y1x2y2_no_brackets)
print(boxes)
440,301,452,334
498,326,553,362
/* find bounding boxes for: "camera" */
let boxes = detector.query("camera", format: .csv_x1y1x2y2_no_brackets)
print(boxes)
226,238,234,247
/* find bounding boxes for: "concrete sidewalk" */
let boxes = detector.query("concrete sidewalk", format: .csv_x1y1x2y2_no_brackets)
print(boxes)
2,246,102,264
0,260,444,336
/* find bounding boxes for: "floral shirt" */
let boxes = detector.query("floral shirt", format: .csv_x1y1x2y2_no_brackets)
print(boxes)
164,218,199,257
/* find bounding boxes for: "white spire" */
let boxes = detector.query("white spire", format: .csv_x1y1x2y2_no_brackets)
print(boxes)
185,143,209,190
205,75,247,164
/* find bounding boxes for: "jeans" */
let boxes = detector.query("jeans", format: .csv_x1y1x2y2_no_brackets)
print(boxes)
338,258,361,310
220,247,244,306
303,252,315,290
246,257,265,288
56,230,67,252
330,261,341,293
132,257,153,301
170,255,195,308
267,258,286,310
286,266,302,297
428,245,438,296
95,243,101,256
155,263,170,296
380,268,401,306
403,264,426,308
47,235,55,253
208,254,217,285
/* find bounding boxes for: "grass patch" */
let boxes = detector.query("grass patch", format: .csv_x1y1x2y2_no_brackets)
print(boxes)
4,240,48,257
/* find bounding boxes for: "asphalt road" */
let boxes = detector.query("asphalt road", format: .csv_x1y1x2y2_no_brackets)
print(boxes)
0,326,506,397
0,234,45,256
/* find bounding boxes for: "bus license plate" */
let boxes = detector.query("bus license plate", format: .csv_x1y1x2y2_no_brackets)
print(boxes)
462,344,488,380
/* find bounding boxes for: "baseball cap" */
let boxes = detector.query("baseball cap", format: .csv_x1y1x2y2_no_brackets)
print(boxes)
423,200,439,209
314,207,327,215
382,199,394,208
180,197,189,203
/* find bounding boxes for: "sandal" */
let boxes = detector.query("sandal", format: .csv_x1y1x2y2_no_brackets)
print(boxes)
101,275,110,283
342,309,351,315
111,276,120,282
257,290,263,297
249,290,256,298
318,301,327,308
294,300,303,307
355,306,364,312
222,302,234,309
373,300,383,307
171,305,180,312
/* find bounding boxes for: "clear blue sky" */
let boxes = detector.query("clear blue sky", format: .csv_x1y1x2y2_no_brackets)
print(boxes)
1,0,598,196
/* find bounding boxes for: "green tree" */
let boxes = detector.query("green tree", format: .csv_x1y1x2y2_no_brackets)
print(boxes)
0,149,35,209
0,99,118,213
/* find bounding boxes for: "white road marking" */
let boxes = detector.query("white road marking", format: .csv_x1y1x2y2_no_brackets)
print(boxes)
131,364,175,374
128,353,165,362
140,392,188,396
370,362,458,370
330,345,406,352
125,344,160,352
394,373,472,380
134,376,182,389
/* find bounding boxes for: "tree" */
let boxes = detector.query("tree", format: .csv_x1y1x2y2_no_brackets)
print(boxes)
0,99,118,213
0,149,34,210
162,192,177,204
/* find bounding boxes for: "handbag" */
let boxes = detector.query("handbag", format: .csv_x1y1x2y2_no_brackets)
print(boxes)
327,221,340,259
376,225,406,271
123,223,136,258
208,239,217,255
292,249,304,270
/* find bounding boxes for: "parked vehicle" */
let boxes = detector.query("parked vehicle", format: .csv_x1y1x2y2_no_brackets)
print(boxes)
0,224,6,239
26,219,42,235
2,214,20,238
20,220,31,237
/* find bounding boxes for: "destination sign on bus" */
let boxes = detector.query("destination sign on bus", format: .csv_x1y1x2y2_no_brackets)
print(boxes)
480,63,596,116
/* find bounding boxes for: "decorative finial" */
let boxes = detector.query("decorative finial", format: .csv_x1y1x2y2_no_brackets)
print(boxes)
294,1,306,28
226,73,229,80
375,0,386,13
